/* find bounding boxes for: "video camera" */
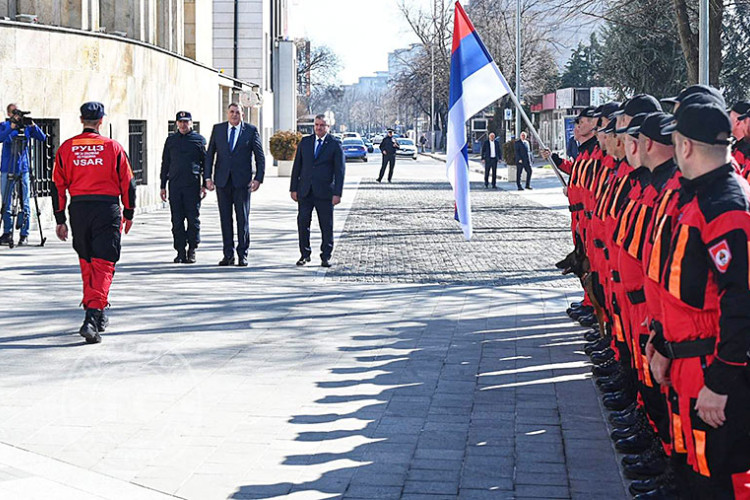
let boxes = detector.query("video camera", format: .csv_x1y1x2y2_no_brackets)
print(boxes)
10,109,33,128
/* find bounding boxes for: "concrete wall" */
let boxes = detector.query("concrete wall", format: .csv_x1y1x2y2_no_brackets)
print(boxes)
0,21,243,228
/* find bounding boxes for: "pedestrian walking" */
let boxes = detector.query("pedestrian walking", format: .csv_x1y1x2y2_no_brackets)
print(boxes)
160,111,206,264
514,131,533,190
377,129,399,183
480,132,500,188
52,102,136,344
290,113,345,268
419,133,427,153
204,103,265,267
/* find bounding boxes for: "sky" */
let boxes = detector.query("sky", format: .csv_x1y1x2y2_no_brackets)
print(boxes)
288,0,425,85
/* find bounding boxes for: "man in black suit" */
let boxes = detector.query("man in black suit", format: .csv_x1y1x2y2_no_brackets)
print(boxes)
290,114,345,268
514,131,533,190
481,132,500,188
377,129,399,183
204,103,265,266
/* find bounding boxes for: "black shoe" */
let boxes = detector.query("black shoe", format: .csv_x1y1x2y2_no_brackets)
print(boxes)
603,390,635,411
578,313,597,327
0,233,10,246
570,306,594,321
237,258,248,267
525,185,533,190
97,309,109,332
296,256,311,266
615,429,655,454
585,337,610,355
570,301,583,309
376,178,382,183
596,371,625,388
185,248,196,264
321,260,331,268
388,179,392,183
517,186,524,191
219,257,235,266
492,185,497,189
79,309,102,344
590,347,616,365
599,377,628,394
17,235,28,246
174,252,186,263
485,184,489,189
609,402,640,423
629,472,673,495
584,329,601,342
632,485,680,500
592,358,620,377
624,453,667,480
611,419,645,440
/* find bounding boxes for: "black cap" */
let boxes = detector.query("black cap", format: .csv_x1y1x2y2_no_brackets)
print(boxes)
612,94,662,118
662,85,725,108
80,102,105,120
661,103,732,145
632,112,673,146
730,101,750,119
176,111,192,121
601,119,617,134
576,106,597,120
593,101,622,119
619,113,648,136
387,128,394,132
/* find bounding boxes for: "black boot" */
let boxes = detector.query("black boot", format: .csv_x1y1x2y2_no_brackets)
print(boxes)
624,451,668,479
583,329,601,342
174,250,186,263
186,247,196,264
590,347,616,365
585,337,611,355
96,309,109,332
615,428,655,453
592,358,620,377
79,309,102,344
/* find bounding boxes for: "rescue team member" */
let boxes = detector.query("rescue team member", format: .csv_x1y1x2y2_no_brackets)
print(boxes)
728,101,750,180
160,111,206,264
648,103,750,499
52,102,136,344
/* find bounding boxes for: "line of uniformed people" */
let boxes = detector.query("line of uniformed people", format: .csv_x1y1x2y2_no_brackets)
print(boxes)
545,86,750,499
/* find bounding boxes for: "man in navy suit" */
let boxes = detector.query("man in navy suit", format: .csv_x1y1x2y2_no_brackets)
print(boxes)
204,103,265,266
290,114,345,267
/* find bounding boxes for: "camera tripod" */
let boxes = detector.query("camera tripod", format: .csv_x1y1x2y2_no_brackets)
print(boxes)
1,132,47,248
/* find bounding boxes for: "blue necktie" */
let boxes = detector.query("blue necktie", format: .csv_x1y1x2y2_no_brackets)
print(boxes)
229,126,236,151
314,138,322,159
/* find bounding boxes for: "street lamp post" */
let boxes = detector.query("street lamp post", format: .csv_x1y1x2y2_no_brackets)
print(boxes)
430,0,436,152
515,0,521,137
698,0,709,84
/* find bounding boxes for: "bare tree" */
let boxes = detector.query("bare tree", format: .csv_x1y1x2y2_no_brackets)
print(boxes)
295,38,342,113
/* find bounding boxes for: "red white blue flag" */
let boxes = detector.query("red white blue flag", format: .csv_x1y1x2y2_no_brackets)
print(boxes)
447,2,511,240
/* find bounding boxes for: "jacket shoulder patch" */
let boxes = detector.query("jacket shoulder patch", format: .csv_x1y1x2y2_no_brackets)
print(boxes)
709,239,732,273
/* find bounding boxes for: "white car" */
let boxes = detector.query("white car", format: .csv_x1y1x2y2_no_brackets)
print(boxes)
342,132,361,140
395,138,418,160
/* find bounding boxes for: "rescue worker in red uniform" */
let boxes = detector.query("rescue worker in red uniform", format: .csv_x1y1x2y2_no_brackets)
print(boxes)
52,102,136,344
648,103,750,499
728,101,750,181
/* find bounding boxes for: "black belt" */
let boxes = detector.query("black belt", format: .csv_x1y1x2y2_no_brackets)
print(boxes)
594,239,605,249
659,338,716,360
569,203,584,212
611,270,621,283
626,288,646,304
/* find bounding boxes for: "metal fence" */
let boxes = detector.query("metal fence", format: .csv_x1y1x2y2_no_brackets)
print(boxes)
28,119,58,197
128,120,147,185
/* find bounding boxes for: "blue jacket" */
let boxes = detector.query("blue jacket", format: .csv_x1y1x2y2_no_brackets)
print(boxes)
0,120,47,174
514,139,532,167
204,121,265,188
290,134,346,199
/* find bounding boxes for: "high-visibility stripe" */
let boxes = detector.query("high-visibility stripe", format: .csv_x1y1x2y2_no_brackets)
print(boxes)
668,225,690,300
641,355,653,386
628,206,648,259
693,429,711,477
616,201,636,245
648,218,668,281
609,178,629,218
672,413,686,453
72,138,105,146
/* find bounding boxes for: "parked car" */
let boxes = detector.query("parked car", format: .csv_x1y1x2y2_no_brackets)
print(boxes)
362,137,374,153
372,134,385,146
395,138,418,160
342,132,361,139
342,138,368,162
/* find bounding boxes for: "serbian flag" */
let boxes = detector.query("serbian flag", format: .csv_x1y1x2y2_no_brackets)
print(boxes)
447,1,511,240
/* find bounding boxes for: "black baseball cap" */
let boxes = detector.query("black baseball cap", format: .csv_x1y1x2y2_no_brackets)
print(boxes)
593,101,622,119
80,102,105,120
612,94,662,118
729,101,750,120
661,103,732,145
176,111,192,121
632,112,674,146
601,119,617,134
662,85,725,108
576,107,598,120
619,113,648,136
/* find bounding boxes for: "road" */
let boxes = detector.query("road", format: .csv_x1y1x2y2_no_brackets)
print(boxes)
0,156,627,500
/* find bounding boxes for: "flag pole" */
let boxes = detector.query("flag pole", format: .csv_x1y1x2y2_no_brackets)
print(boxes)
504,87,567,187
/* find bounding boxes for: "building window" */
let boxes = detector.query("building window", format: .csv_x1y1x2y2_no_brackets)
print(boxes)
28,119,59,197
167,121,200,135
129,120,147,185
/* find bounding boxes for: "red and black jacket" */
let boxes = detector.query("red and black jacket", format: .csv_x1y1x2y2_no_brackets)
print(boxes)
733,138,750,182
52,130,136,224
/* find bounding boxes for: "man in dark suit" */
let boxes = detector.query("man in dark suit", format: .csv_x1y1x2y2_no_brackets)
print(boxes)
377,129,399,183
290,114,345,268
514,131,533,190
204,103,265,266
480,132,500,188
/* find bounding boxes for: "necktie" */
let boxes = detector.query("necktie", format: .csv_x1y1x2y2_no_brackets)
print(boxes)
229,126,236,151
315,138,322,159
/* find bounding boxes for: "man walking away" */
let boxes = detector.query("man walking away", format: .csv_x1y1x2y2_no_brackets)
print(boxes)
204,103,265,267
514,131,533,190
377,129,399,183
290,114,345,268
52,102,136,344
160,111,206,264
481,132,500,188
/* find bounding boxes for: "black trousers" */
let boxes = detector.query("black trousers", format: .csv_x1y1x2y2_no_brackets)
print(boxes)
297,193,334,261
69,201,121,263
216,182,251,260
484,158,498,187
516,162,532,187
169,185,201,252
378,154,396,181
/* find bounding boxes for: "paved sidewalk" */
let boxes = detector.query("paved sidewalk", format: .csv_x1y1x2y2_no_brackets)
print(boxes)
0,160,626,499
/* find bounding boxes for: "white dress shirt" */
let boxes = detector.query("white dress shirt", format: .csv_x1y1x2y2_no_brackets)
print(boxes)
489,140,496,158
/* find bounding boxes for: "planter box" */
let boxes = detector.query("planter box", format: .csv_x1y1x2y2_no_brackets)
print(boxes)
277,160,293,177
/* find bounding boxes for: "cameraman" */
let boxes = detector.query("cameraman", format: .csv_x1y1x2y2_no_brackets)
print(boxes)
0,103,47,246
